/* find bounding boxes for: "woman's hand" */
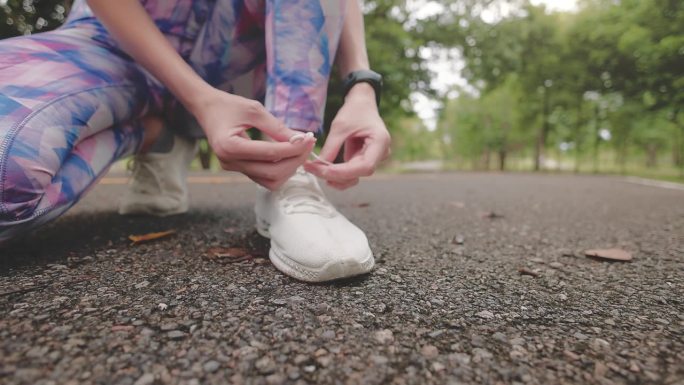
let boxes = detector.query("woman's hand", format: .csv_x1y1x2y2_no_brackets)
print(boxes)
304,83,391,190
195,89,315,190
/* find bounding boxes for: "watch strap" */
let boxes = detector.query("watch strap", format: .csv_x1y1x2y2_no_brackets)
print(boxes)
342,69,383,107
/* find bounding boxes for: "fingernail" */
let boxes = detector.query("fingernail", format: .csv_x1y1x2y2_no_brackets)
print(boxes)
289,135,303,144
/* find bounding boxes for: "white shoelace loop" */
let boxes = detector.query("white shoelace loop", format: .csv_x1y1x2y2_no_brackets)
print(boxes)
289,132,332,165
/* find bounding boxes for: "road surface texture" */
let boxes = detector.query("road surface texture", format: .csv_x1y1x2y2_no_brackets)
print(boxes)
1,172,683,385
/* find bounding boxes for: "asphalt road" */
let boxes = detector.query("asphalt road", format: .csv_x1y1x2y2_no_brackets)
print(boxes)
1,172,683,385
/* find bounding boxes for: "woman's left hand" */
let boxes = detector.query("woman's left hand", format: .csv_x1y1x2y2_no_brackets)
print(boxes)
304,83,391,190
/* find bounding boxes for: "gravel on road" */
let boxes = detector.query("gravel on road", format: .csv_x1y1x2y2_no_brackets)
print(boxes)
1,172,683,385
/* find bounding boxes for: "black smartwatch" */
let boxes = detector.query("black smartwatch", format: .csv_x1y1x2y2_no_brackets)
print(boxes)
342,69,383,107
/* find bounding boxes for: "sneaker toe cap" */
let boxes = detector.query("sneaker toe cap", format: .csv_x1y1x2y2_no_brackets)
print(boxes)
269,217,374,281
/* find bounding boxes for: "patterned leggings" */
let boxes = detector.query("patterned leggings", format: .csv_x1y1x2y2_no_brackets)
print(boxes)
0,0,345,242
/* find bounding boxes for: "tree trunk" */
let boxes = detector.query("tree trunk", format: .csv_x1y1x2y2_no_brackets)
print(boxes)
574,95,583,173
498,150,507,171
679,122,684,178
674,137,682,167
681,128,684,178
670,108,684,178
482,149,491,170
645,144,658,168
535,87,551,172
592,103,600,174
618,140,628,175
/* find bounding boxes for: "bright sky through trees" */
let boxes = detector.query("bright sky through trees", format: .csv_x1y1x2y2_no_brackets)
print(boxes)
413,0,579,130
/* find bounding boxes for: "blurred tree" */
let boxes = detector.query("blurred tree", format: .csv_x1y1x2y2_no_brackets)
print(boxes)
391,117,441,161
437,0,682,178
632,111,673,168
439,75,522,170
449,3,566,170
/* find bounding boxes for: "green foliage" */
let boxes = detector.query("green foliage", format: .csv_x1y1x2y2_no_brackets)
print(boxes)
440,76,525,169
391,117,441,161
0,0,72,37
438,0,683,177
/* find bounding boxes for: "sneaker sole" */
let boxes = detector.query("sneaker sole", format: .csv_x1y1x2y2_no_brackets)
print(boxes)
118,197,189,217
118,204,189,217
256,218,375,282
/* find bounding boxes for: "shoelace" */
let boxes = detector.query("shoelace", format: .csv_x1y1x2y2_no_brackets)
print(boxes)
280,170,335,217
126,157,163,191
289,132,332,165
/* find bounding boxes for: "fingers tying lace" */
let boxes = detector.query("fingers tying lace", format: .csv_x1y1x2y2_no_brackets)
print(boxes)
289,132,332,165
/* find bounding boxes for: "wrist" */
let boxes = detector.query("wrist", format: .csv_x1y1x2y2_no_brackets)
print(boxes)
180,81,217,117
345,82,376,104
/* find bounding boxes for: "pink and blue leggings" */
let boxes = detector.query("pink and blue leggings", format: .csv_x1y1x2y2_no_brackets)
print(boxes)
0,0,345,243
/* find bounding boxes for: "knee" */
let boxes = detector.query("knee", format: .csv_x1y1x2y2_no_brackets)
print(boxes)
0,93,64,223
0,116,55,222
0,154,48,222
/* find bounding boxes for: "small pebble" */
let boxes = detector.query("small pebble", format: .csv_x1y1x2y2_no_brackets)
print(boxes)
371,355,389,365
476,310,495,319
255,357,276,374
421,345,439,359
320,330,336,340
374,329,394,344
133,373,155,385
167,331,186,340
160,323,178,331
203,360,220,373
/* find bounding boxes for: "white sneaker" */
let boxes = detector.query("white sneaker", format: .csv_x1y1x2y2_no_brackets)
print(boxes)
118,135,198,217
255,168,375,282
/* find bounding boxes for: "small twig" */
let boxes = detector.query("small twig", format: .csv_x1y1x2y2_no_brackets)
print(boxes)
518,267,540,277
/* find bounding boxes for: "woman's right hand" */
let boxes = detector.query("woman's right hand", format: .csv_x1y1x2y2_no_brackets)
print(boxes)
193,88,315,190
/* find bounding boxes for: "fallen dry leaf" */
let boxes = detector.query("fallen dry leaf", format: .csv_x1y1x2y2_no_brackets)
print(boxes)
585,248,633,262
205,247,253,264
128,230,176,245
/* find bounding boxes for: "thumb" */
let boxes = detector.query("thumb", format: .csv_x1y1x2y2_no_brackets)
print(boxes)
245,101,299,142
319,131,346,163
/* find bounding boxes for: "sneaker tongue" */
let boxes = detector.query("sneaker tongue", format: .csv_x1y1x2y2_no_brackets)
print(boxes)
286,167,313,185
280,169,334,216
